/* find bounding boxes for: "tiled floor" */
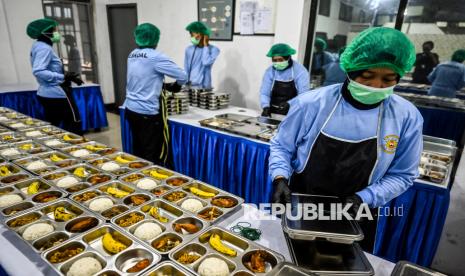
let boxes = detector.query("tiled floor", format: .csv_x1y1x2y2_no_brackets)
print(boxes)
85,112,122,149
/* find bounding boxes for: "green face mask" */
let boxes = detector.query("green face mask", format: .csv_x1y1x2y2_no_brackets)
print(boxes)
50,31,61,43
191,36,200,45
348,79,395,105
273,60,289,70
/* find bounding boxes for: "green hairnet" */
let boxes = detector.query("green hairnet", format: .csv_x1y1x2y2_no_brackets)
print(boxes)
134,23,160,47
266,43,296,57
340,27,416,77
314,38,327,50
26,18,58,39
185,21,211,36
451,49,465,63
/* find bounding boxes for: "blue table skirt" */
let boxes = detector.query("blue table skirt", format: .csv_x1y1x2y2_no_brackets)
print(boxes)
0,85,108,132
417,106,465,145
120,107,449,266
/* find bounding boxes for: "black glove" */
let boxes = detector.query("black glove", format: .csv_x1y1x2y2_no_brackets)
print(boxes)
261,107,271,117
163,82,182,92
64,72,83,86
272,178,291,204
278,102,290,113
343,194,363,218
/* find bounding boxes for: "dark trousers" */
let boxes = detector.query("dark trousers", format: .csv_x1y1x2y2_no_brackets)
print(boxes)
126,108,163,165
37,96,82,135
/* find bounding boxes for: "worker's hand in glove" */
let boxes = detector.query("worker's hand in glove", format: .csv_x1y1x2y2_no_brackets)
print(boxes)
343,194,364,219
64,72,84,86
163,82,182,92
272,177,291,204
261,107,271,117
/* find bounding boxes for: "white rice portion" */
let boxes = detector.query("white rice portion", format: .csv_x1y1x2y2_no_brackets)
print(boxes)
1,148,20,156
136,178,158,190
67,256,103,276
101,162,120,171
0,194,22,207
26,161,47,170
71,149,91,157
88,197,114,212
181,198,204,213
56,176,79,188
22,222,54,240
134,222,163,241
198,257,230,276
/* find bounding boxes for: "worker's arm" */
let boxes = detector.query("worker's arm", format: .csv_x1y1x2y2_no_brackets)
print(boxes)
155,54,188,85
427,67,438,83
259,68,274,108
183,47,191,79
356,111,424,207
32,47,64,85
269,99,314,179
201,45,220,66
294,65,311,94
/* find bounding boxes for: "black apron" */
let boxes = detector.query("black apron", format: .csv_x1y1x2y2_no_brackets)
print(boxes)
270,68,298,115
290,97,382,252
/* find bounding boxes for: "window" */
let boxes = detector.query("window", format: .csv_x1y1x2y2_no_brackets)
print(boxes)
41,0,98,83
339,2,353,22
319,0,331,17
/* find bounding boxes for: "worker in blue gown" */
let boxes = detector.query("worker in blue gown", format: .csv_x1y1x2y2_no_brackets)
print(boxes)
322,47,346,86
259,43,310,117
427,49,465,98
124,23,187,164
270,27,423,252
184,21,220,90
27,18,83,134
311,37,334,75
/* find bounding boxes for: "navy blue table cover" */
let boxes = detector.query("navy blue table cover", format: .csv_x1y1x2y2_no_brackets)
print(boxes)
119,107,448,267
0,85,108,132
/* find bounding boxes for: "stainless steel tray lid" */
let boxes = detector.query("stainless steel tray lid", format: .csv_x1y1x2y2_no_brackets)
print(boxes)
282,194,364,243
391,261,447,276
286,236,374,275
268,262,318,276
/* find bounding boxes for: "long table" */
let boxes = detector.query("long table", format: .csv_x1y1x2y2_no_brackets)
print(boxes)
0,205,395,276
0,83,108,132
119,106,452,267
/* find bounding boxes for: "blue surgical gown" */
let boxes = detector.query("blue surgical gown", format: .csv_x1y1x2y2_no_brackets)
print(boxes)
428,61,465,98
30,41,65,98
312,51,334,72
259,60,310,108
323,59,346,86
124,48,188,115
184,45,220,89
270,84,424,207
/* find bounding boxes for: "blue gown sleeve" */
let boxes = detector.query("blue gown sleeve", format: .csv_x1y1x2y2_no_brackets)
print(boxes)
201,45,220,66
154,55,188,85
269,99,315,179
356,111,424,207
259,68,274,108
32,47,64,85
184,47,190,78
294,65,310,94
427,66,437,83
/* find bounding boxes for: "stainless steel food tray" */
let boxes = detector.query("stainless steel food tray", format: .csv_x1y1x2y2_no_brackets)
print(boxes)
0,178,67,218
391,261,447,276
41,223,162,276
268,262,317,276
215,113,254,122
0,140,50,160
87,154,152,177
144,260,194,275
111,198,206,256
120,165,192,197
0,131,27,144
5,198,103,253
169,226,285,275
282,194,364,244
0,162,35,186
285,234,374,275
162,181,244,225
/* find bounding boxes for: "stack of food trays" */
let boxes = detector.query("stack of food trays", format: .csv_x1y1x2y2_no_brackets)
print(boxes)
70,180,154,220
120,165,186,197
88,152,152,177
0,178,66,218
41,223,161,275
166,92,189,115
13,151,79,176
169,226,285,275
4,199,102,253
188,88,211,107
112,198,206,258
391,261,446,276
198,92,230,110
0,131,28,144
0,140,50,161
417,139,457,187
43,164,113,195
0,162,34,186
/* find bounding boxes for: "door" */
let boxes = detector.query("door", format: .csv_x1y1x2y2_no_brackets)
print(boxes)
107,4,137,107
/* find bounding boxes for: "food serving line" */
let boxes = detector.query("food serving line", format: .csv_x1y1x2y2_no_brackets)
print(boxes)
0,106,406,276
